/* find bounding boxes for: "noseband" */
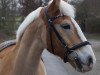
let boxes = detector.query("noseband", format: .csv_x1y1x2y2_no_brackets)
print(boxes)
45,7,91,63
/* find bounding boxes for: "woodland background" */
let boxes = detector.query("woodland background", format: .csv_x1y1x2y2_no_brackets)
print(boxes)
0,0,100,41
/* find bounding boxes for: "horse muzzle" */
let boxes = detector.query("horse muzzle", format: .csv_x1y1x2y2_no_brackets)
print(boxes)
74,56,93,73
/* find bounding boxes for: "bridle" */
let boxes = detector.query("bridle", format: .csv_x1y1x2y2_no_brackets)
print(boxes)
45,7,91,63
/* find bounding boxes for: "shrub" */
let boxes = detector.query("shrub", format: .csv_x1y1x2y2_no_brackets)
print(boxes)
86,17,100,33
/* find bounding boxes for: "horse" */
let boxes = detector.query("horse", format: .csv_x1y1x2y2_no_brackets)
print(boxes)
0,0,96,75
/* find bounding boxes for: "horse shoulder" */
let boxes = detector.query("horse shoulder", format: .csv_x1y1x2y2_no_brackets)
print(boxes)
0,44,18,75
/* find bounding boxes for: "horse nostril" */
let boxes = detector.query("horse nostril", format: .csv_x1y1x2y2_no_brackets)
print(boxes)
88,56,93,66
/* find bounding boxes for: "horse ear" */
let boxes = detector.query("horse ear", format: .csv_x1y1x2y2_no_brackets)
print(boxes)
52,0,60,7
48,0,61,16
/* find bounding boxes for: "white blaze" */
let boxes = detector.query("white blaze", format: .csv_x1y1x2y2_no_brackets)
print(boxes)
71,18,96,64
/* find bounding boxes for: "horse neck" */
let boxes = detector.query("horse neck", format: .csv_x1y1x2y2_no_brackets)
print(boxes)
13,18,46,75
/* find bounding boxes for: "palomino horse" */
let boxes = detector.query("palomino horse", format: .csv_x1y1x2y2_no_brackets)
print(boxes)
0,0,96,75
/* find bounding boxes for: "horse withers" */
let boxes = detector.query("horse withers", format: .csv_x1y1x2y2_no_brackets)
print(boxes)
0,0,96,75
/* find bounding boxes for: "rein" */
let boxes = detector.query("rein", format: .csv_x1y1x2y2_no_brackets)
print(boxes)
45,7,91,63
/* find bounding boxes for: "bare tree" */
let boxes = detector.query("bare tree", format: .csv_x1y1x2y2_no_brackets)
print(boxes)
0,0,17,34
19,0,58,17
76,0,100,33
19,0,43,17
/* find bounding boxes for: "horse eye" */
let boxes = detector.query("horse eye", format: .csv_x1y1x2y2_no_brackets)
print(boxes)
61,24,70,29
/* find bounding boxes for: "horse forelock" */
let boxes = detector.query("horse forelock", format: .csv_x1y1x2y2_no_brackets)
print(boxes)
60,0,75,18
16,7,43,41
48,0,75,18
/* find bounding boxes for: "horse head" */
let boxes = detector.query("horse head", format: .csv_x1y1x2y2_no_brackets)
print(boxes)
44,0,96,73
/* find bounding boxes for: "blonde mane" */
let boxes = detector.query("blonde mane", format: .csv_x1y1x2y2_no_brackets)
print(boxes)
59,0,75,18
16,7,43,41
16,0,75,41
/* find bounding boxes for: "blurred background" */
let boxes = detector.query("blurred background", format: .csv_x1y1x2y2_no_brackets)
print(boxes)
0,0,100,75
0,0,100,41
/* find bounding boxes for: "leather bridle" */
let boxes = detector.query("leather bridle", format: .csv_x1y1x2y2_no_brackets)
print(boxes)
45,7,91,63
